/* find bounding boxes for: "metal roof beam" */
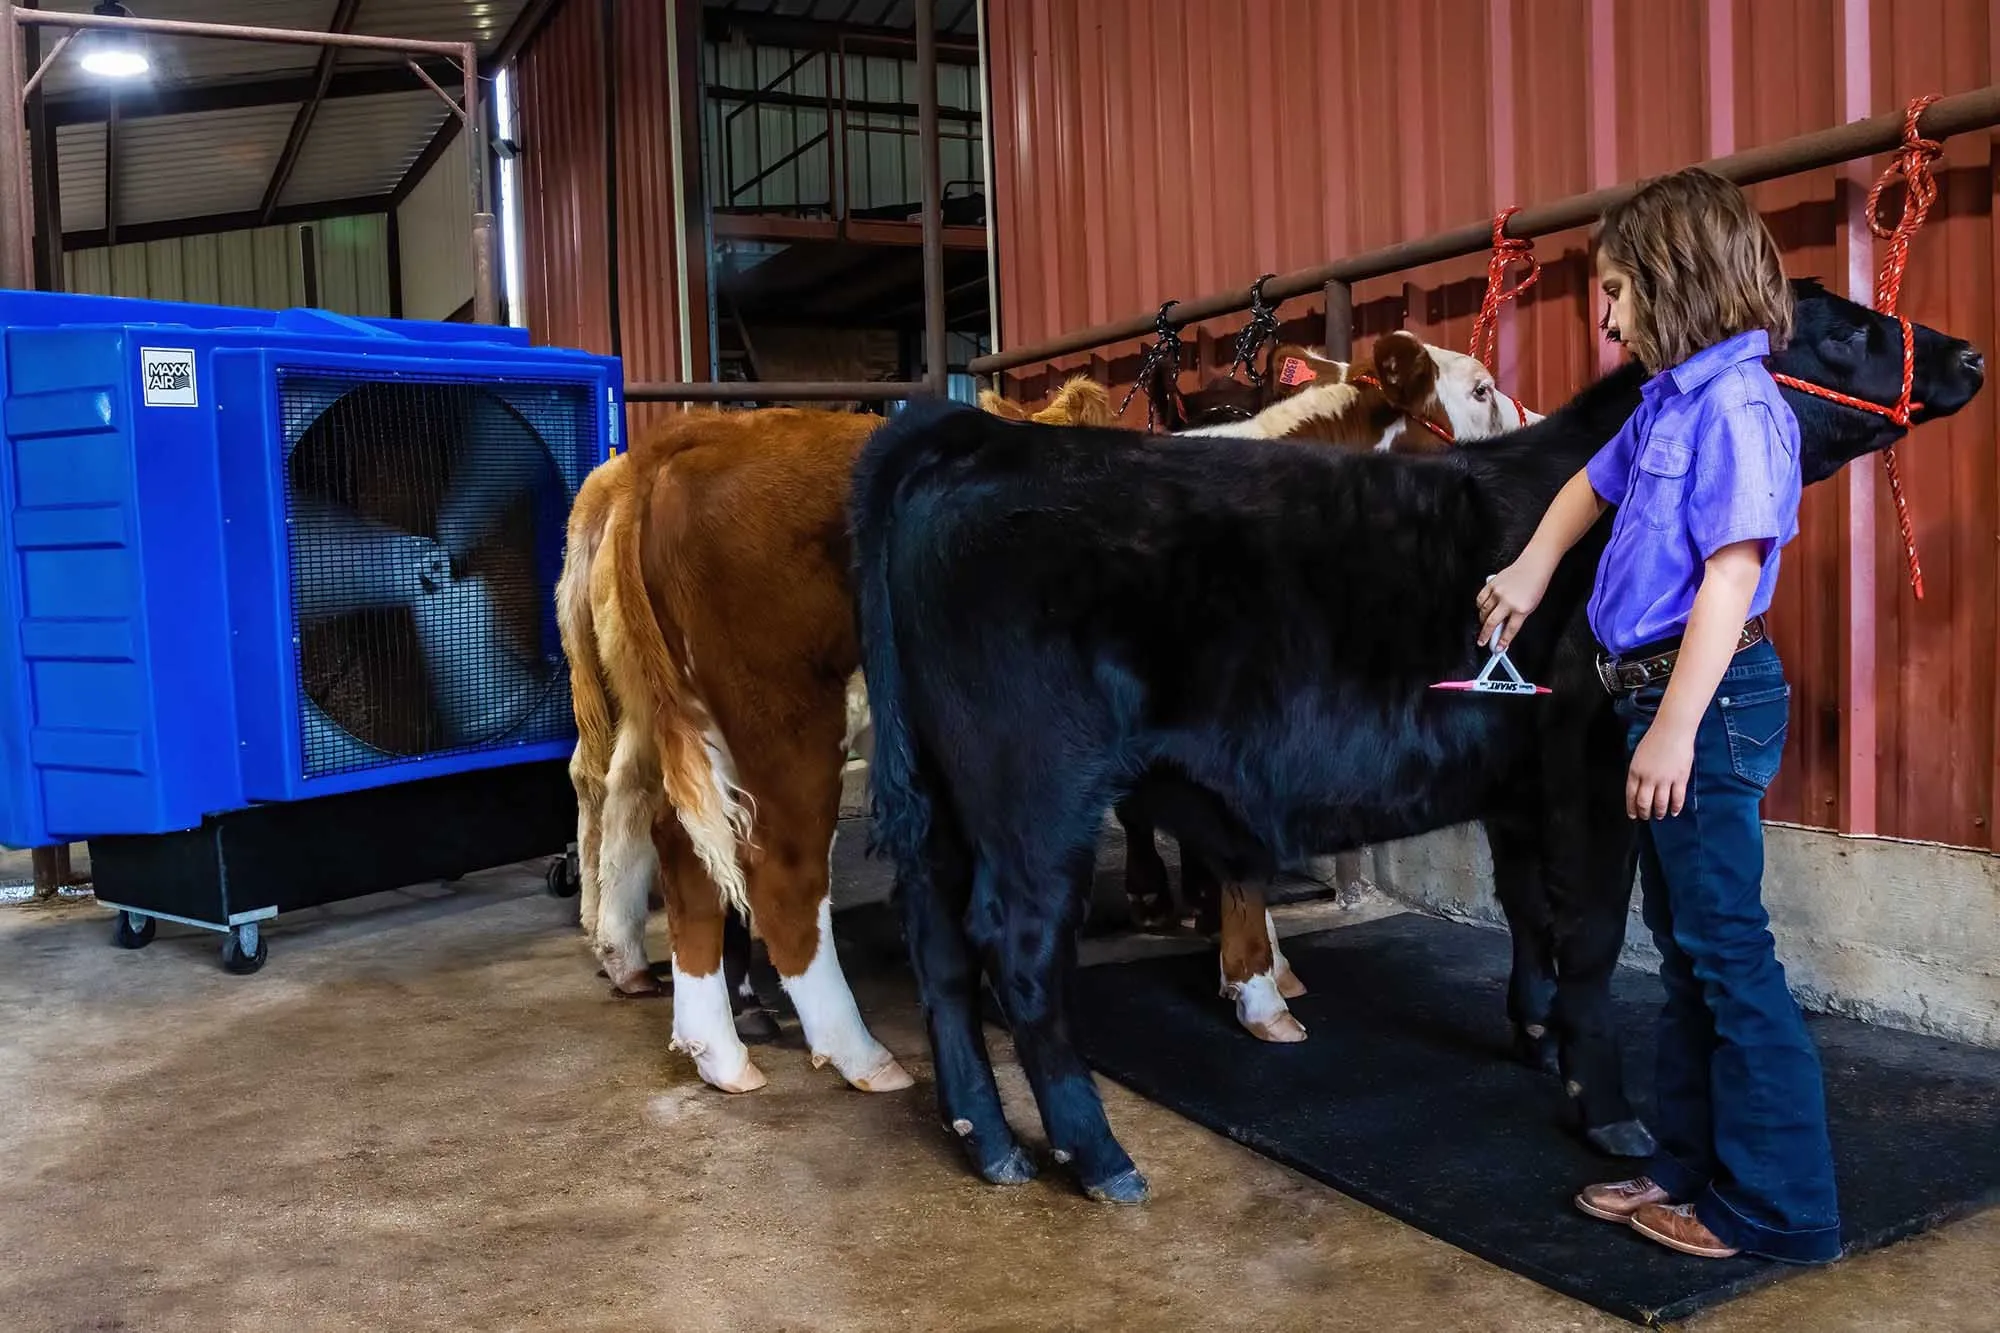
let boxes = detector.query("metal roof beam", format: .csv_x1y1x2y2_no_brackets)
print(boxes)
63,192,392,252
45,58,465,128
258,0,365,225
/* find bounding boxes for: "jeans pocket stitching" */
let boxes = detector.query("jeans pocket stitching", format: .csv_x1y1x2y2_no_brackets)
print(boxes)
1722,691,1790,786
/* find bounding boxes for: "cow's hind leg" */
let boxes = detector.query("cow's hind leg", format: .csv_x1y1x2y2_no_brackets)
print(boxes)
724,909,779,1043
1217,881,1306,1042
1112,801,1175,932
1484,815,1560,1075
596,721,664,994
659,821,765,1093
747,755,910,1092
906,828,1032,1184
989,842,1145,1204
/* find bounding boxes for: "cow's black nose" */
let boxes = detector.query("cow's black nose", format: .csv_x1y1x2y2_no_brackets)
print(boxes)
1960,346,1985,378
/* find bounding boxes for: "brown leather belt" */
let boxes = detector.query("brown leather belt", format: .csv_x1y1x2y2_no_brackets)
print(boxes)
1595,615,1768,695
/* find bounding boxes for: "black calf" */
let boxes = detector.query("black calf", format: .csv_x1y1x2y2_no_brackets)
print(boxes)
851,279,1982,1200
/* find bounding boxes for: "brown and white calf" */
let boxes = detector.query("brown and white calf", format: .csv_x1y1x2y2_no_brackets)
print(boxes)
558,412,911,1096
985,331,1538,1044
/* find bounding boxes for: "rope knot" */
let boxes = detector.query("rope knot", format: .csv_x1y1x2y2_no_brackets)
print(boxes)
1869,96,1942,602
1469,206,1541,374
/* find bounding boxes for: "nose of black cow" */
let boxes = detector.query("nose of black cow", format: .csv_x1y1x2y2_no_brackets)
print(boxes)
1960,346,1986,380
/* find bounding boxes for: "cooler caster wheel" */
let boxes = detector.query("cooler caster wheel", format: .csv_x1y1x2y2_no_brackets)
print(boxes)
221,923,267,975
546,852,580,899
111,910,155,949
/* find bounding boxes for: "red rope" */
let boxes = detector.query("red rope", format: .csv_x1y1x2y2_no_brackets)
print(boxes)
1468,207,1541,375
1348,373,1456,444
1870,95,1940,600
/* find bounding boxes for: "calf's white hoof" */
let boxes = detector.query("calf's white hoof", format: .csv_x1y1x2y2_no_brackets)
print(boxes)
1226,972,1307,1044
674,1037,767,1094
844,1051,915,1093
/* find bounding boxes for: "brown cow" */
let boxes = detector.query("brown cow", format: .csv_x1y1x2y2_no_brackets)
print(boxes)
560,412,911,1096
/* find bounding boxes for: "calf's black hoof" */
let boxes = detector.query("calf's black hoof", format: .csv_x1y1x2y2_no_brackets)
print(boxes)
1585,1118,1658,1159
1082,1166,1150,1205
733,1008,782,1043
976,1144,1038,1186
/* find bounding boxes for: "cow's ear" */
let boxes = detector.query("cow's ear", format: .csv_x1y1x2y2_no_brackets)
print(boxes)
1369,331,1435,410
979,389,1031,420
1272,344,1338,395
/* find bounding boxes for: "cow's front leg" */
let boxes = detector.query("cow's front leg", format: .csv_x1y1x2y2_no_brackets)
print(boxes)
1543,710,1653,1158
1217,881,1305,1042
1483,814,1560,1075
1113,802,1176,931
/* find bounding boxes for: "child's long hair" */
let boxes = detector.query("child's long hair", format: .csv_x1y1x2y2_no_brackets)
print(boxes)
1594,167,1793,372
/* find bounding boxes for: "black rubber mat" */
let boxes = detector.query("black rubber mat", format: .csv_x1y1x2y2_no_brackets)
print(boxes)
1066,912,2000,1326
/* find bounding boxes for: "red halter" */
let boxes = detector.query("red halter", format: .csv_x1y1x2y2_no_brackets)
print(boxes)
1347,373,1457,445
1346,373,1533,448
1771,96,1941,600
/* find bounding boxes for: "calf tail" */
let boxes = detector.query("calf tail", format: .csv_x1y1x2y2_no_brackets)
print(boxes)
849,400,982,877
557,459,619,806
596,470,753,916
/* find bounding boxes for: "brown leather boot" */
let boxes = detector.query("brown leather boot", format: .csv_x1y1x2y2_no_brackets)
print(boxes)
1574,1176,1669,1222
1630,1201,1741,1259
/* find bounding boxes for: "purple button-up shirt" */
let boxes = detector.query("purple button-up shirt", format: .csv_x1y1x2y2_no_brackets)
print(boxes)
1583,329,1801,658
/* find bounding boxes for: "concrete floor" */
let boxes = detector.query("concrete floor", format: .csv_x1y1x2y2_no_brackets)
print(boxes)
2,847,1997,1332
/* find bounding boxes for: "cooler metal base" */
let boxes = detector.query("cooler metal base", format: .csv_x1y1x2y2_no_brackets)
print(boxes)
86,759,578,974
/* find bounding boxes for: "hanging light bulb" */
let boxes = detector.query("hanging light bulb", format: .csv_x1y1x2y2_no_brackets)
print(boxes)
80,2,150,80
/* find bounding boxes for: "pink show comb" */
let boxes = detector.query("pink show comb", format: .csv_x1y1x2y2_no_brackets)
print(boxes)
1431,645,1551,696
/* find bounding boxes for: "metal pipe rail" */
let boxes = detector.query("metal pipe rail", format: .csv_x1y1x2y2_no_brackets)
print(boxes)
0,4,496,322
627,379,928,402
969,83,2000,376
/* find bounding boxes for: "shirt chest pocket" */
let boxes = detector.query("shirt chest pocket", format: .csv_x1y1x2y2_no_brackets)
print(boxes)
1632,436,1692,530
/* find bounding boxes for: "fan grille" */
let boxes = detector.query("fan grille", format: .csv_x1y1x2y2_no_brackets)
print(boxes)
280,372,593,779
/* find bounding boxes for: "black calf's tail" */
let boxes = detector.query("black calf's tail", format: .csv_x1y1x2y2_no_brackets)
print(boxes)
848,399,983,876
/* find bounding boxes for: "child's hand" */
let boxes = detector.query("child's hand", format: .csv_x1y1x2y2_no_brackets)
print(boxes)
1476,560,1551,651
1627,722,1696,819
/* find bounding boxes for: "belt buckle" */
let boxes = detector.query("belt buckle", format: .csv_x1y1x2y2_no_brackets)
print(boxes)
1595,654,1624,695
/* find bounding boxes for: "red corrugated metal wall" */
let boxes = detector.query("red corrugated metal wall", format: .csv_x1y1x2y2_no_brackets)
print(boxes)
515,0,703,433
987,0,2000,850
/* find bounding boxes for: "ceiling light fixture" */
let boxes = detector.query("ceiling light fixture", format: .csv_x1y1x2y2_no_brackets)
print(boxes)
79,2,150,80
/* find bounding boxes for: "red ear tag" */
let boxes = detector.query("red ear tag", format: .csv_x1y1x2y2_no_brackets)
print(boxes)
1278,356,1318,387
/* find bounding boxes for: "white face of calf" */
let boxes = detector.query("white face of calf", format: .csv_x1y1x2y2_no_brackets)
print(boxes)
1424,345,1541,440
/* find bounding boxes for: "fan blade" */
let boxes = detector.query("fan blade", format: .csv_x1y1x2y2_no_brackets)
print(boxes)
298,693,397,774
434,394,551,561
289,494,441,621
408,573,553,747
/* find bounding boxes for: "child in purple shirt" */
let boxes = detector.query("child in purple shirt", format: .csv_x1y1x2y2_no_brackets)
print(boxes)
1476,168,1840,1266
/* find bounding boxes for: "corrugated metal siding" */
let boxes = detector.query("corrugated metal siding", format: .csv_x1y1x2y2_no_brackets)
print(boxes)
57,103,295,232
312,214,395,315
280,92,450,207
42,0,528,234
516,0,613,356
62,215,392,317
987,0,2000,850
515,0,696,410
396,146,474,320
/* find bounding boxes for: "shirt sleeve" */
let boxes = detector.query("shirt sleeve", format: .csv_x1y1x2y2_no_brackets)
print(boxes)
1584,421,1636,506
1686,400,1793,560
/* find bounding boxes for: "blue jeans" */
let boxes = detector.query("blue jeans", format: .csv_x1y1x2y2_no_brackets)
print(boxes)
1613,638,1841,1264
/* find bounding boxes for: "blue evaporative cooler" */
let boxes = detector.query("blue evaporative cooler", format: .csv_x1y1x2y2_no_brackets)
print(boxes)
0,292,619,972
